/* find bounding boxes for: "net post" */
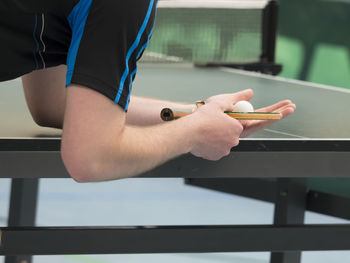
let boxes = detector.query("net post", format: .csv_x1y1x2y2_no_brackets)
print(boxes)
261,0,279,63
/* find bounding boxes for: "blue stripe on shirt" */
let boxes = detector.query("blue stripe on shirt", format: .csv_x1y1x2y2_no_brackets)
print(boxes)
136,5,157,60
124,67,138,111
125,18,157,111
66,0,93,86
114,0,155,104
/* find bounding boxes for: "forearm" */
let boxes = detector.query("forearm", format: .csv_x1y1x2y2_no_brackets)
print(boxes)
126,95,195,126
94,116,195,181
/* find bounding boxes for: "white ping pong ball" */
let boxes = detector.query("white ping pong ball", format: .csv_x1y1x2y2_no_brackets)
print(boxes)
233,101,254,112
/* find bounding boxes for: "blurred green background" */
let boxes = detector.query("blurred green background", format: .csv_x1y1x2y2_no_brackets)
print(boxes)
277,0,350,89
145,0,349,89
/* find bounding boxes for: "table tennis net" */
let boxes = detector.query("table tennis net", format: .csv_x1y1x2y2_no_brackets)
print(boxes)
140,0,269,64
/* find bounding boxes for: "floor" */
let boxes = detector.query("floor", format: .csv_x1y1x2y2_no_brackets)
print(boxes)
1,178,350,263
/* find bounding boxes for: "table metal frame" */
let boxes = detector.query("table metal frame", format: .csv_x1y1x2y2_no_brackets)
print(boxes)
1,138,350,263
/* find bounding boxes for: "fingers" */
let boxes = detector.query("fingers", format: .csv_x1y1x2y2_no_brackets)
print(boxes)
255,100,296,118
271,102,296,119
206,89,254,112
231,89,254,102
279,105,296,118
256,100,295,113
239,100,296,138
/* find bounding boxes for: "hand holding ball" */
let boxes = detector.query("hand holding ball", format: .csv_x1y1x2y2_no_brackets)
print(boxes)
233,101,254,112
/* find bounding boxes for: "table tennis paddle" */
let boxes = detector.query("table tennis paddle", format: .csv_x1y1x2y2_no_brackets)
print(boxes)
160,108,281,121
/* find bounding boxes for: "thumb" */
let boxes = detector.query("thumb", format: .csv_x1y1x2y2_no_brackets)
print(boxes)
231,89,254,104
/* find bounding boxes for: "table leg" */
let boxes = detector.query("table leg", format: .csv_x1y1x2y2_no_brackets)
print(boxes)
5,179,39,263
270,178,307,263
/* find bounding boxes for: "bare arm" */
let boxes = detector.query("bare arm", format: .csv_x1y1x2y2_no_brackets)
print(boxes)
61,85,251,182
21,65,67,129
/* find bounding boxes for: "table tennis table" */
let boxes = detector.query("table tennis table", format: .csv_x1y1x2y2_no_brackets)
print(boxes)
1,63,350,263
